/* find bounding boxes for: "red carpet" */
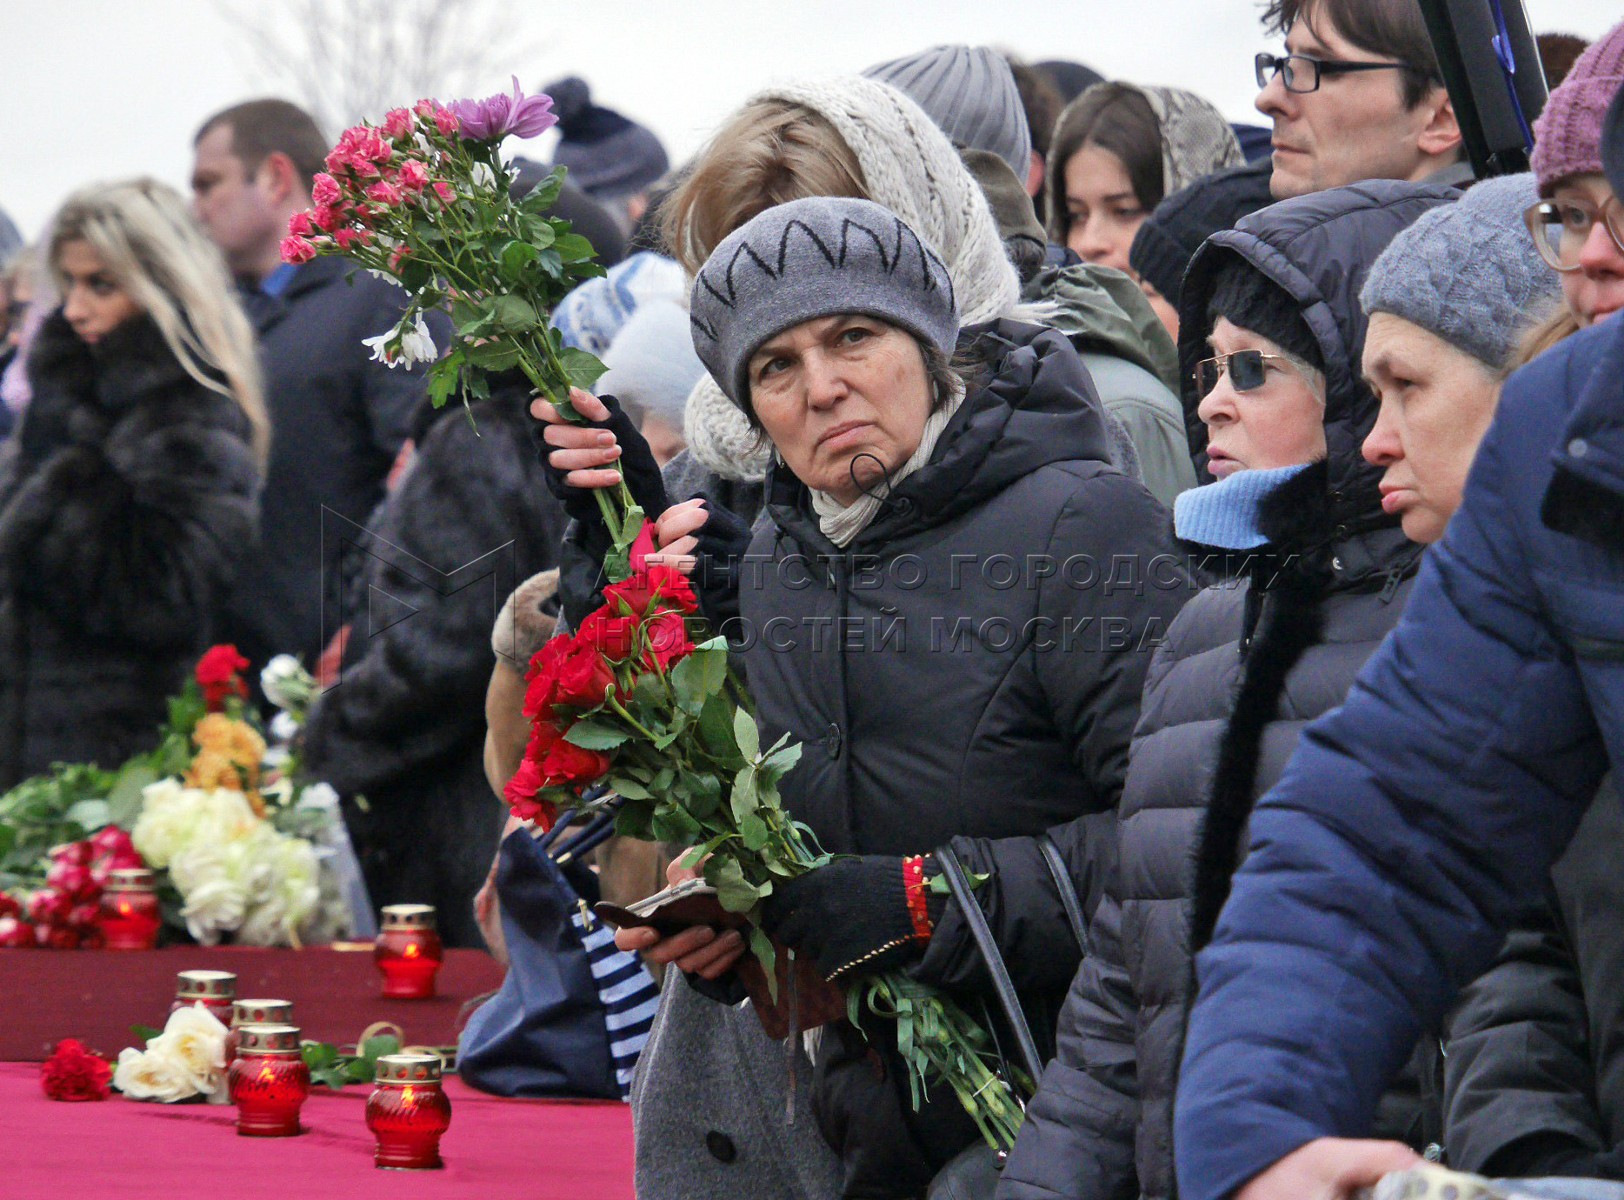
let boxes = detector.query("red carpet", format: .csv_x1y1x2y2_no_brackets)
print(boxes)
0,1062,634,1199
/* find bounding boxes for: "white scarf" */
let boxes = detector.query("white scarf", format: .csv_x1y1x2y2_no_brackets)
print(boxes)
808,378,966,547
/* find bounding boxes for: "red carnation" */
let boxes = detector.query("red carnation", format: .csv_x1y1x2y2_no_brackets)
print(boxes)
642,610,696,672
577,608,638,662
89,826,136,861
0,893,20,920
45,860,95,902
195,644,250,710
40,1040,112,1102
27,888,70,926
0,915,33,947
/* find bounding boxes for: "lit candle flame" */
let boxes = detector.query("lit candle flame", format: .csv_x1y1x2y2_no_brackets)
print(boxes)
403,943,421,959
118,900,133,917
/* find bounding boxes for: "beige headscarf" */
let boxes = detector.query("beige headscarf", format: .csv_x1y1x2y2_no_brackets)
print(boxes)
682,76,1025,483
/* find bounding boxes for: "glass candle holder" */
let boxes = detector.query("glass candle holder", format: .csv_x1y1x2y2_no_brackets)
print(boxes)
98,867,160,951
228,1024,310,1137
227,1000,293,1062
171,969,236,1022
374,905,443,999
366,1054,452,1169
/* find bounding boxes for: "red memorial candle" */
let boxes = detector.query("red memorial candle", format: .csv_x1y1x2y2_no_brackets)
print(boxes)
366,1054,452,1169
170,969,236,1021
229,1025,310,1137
374,905,443,999
97,867,160,950
227,999,293,1063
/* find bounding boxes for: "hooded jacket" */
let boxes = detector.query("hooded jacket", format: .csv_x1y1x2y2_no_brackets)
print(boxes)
998,181,1454,1200
1173,261,1624,1200
736,320,1189,1196
0,312,259,787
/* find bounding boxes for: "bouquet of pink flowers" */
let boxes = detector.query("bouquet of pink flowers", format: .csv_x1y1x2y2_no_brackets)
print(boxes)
287,81,1028,1150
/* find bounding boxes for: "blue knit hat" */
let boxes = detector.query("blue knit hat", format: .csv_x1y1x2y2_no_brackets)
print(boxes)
1360,174,1560,370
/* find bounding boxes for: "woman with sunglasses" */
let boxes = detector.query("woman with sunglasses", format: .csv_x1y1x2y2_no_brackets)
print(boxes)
1522,25,1624,352
998,179,1453,1200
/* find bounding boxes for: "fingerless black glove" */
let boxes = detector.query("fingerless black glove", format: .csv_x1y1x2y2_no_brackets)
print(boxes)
532,391,670,531
759,855,925,982
687,500,753,632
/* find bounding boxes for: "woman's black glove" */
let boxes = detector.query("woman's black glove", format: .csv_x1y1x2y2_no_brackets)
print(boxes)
758,855,923,982
688,500,754,631
533,391,670,529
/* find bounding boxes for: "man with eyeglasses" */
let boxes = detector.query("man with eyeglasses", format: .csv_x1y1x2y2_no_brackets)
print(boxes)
1256,0,1468,199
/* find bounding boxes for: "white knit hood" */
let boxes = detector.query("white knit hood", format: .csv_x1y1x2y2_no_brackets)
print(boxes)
683,75,1023,482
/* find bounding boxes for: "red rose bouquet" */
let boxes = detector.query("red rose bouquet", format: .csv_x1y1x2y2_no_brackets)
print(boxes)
300,84,1027,1150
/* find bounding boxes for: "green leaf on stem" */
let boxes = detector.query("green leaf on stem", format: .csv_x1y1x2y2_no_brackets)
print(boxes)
731,765,759,821
554,232,596,263
498,239,540,282
560,345,609,394
749,926,779,1005
492,293,540,332
563,722,630,750
652,805,703,845
738,811,769,852
685,772,723,819
464,340,521,371
129,1024,161,1047
733,709,760,760
668,655,710,715
607,776,651,801
760,743,803,785
709,857,761,913
698,697,740,760
105,762,156,827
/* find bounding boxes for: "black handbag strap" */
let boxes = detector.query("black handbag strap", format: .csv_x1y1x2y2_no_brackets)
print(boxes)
937,844,1044,1084
1038,836,1089,958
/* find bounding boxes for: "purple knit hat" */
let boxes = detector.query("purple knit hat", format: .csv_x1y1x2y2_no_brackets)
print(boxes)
1531,20,1624,196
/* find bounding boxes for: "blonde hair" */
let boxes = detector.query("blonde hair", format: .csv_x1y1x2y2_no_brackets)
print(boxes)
1507,302,1582,371
48,178,269,466
661,99,868,275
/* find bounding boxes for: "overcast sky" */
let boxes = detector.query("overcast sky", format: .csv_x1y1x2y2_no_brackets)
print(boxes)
4,0,1618,239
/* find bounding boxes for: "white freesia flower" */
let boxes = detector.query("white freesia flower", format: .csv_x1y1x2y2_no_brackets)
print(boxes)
268,712,299,743
112,1045,197,1103
397,313,438,367
260,654,311,712
470,160,498,190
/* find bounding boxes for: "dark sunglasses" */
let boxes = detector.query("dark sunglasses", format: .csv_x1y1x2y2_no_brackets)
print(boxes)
1255,51,1410,94
1194,349,1304,396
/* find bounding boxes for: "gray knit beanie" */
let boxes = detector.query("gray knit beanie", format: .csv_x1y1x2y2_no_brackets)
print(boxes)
690,196,959,408
1361,174,1560,370
863,45,1033,180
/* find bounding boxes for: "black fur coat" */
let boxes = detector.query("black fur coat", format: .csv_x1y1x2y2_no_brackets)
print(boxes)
0,311,259,788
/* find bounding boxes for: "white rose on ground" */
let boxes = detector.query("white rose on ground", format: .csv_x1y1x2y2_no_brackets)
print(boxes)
154,1005,229,1097
238,833,321,946
112,1045,198,1103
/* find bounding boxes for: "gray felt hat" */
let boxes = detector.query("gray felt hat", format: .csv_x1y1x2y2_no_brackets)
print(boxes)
863,45,1033,180
1360,174,1561,371
689,196,959,408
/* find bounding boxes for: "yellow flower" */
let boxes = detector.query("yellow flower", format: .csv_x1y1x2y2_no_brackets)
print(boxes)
186,714,265,793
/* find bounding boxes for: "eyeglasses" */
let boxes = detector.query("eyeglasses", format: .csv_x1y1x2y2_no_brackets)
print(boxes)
1524,196,1624,271
1255,51,1410,94
1194,349,1305,397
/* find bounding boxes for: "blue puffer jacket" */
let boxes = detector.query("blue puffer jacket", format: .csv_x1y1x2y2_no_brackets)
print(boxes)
1175,315,1624,1200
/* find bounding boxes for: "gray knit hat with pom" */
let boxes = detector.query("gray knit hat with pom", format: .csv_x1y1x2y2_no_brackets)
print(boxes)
1361,174,1561,370
689,196,959,408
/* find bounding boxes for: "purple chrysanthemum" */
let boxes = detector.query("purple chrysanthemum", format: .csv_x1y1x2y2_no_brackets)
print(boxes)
449,77,558,142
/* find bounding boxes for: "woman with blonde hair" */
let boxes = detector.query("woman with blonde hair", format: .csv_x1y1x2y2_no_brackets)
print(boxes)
0,178,263,787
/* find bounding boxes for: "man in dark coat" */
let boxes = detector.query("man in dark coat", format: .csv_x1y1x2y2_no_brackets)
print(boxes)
302,378,568,946
1173,97,1624,1200
996,179,1452,1200
191,99,445,671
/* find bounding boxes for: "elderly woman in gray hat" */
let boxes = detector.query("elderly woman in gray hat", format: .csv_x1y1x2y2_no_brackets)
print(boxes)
538,195,1190,1194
